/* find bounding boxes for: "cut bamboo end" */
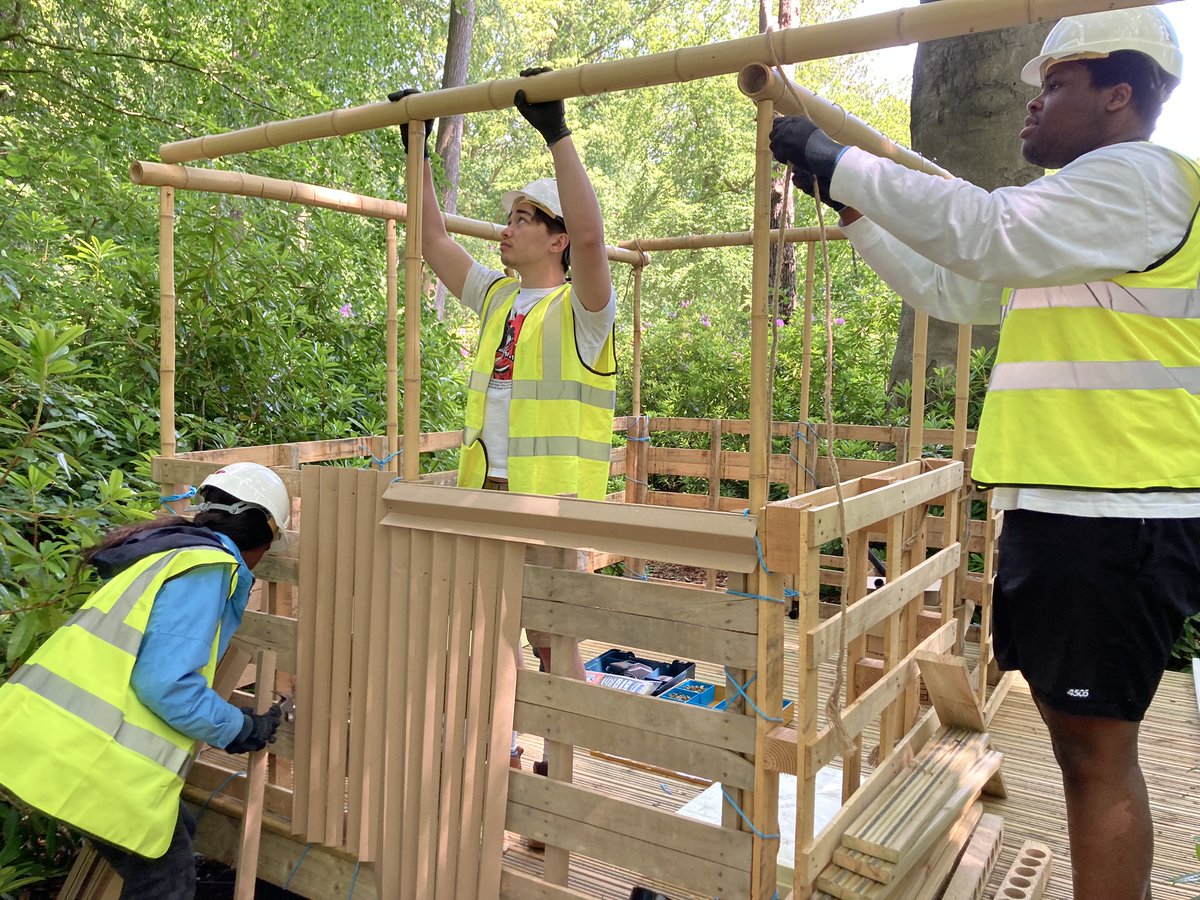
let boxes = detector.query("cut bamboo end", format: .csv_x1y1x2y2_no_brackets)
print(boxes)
992,839,1052,900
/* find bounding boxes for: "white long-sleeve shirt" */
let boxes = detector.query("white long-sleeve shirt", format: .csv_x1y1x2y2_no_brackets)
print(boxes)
833,141,1200,518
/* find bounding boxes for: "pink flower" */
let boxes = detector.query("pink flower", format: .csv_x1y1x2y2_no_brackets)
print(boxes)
775,318,785,327
700,315,711,327
681,299,691,308
339,303,353,318
834,316,845,325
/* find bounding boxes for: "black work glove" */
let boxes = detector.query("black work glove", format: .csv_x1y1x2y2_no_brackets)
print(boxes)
769,116,846,212
224,704,282,754
387,88,435,158
514,66,571,147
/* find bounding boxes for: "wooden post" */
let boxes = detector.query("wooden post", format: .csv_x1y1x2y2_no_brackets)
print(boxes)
907,311,929,462
234,649,277,900
706,418,722,590
158,186,183,513
632,263,643,417
386,219,400,473
952,324,972,463
800,243,815,447
749,102,772,518
402,121,424,482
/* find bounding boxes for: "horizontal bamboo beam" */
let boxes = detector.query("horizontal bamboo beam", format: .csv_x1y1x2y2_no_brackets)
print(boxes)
130,161,650,266
737,65,952,179
158,0,1167,164
618,225,845,252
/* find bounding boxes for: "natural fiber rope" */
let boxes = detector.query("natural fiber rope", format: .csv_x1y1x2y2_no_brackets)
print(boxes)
773,65,855,756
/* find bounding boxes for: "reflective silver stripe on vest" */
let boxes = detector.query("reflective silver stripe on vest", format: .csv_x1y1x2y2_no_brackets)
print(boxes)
469,370,492,393
990,360,1200,393
508,435,613,462
9,664,191,775
1006,283,1200,318
65,551,186,656
510,379,616,409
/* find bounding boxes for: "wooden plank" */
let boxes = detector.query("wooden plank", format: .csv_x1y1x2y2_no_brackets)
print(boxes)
890,801,982,900
805,463,963,546
234,649,276,900
359,470,392,862
380,481,760,573
514,698,757,790
808,547,960,665
323,471,357,847
524,565,758,633
842,736,993,863
229,611,297,674
939,812,1004,900
400,528,433,900
376,527,412,897
506,774,752,898
454,538,497,899
291,465,321,839
477,540,525,898
185,759,294,821
521,596,757,669
434,535,476,900
344,470,375,855
915,651,986,732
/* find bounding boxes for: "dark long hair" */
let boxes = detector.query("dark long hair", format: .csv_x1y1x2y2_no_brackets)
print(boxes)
81,486,274,563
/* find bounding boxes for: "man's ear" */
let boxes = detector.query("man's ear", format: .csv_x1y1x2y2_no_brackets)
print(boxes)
549,232,570,254
1105,81,1135,113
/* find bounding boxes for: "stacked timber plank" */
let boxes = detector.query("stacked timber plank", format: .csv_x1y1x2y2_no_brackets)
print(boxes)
814,727,1002,900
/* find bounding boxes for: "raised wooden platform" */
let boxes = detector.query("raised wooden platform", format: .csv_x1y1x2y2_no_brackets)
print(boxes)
190,637,1200,899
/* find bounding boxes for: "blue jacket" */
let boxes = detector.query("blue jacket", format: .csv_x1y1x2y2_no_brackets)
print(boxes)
122,531,253,749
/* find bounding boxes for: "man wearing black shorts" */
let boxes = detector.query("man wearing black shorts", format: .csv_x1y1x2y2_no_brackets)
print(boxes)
769,7,1198,898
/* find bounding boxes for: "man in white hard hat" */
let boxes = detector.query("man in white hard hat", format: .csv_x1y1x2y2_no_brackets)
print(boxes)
394,68,616,785
769,7,1198,897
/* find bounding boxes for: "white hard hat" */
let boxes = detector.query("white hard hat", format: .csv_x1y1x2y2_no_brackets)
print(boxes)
501,178,563,221
1021,7,1182,86
197,462,291,539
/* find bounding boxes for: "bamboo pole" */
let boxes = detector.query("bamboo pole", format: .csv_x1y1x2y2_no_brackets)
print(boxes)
738,65,952,179
159,187,176,461
618,225,845,252
159,0,1163,164
800,242,815,456
632,263,643,417
749,101,773,517
386,219,400,473
130,161,649,265
402,121,424,482
908,311,929,462
952,324,972,462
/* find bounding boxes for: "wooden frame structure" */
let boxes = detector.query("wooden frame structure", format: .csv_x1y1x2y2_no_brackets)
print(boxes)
119,0,1158,896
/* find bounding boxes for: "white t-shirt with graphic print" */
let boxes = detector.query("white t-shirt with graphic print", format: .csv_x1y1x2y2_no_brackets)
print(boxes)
459,262,616,479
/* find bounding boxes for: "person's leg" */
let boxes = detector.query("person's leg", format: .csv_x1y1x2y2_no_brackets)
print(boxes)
93,802,198,900
1034,696,1152,900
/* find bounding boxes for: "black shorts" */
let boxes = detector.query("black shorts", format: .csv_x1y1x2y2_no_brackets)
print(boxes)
993,510,1200,721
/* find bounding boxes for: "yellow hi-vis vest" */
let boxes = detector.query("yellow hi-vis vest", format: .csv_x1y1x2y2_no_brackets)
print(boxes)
972,150,1200,491
457,277,617,499
0,547,238,858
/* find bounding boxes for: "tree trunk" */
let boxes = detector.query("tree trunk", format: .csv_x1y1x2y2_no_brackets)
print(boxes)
433,0,475,319
763,0,798,322
888,7,1051,391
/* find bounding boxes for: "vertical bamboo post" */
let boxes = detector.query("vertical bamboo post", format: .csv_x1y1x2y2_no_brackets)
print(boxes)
402,121,424,482
631,263,643,417
907,310,929,462
952,324,972,462
748,98,783,900
387,219,400,474
158,187,180,508
800,242,815,435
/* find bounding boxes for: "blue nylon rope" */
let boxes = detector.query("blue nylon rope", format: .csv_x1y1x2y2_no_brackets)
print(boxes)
282,843,313,890
723,670,783,724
